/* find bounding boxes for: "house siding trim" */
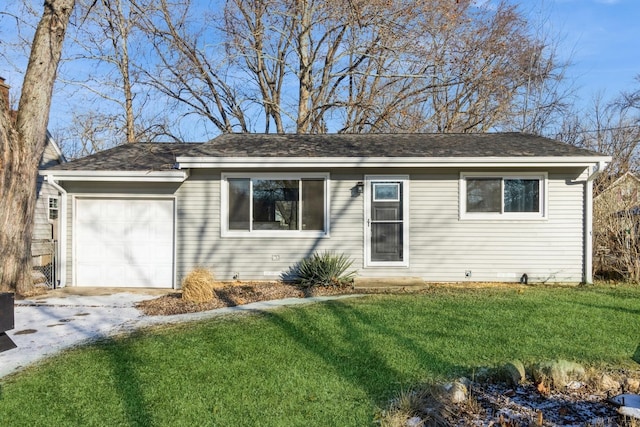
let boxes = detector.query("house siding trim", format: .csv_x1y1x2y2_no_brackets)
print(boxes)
177,157,605,169
39,170,189,182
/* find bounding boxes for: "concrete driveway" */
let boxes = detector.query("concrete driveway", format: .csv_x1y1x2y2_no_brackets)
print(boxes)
0,288,358,379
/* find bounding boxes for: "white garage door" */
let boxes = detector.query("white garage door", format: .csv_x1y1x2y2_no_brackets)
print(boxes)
75,198,175,288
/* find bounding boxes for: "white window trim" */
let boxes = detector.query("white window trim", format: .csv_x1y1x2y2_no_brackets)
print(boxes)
48,196,59,221
459,172,548,220
221,172,330,238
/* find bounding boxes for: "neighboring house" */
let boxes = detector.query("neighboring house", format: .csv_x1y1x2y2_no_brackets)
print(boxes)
41,133,610,289
33,132,67,286
594,171,640,212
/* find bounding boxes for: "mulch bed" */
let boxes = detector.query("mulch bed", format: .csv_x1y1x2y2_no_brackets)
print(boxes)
136,281,360,316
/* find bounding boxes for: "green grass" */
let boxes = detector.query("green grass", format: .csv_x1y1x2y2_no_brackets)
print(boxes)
0,285,639,426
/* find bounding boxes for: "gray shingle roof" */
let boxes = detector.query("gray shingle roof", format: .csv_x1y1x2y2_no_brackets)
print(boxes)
47,143,196,171
191,133,602,158
47,133,605,172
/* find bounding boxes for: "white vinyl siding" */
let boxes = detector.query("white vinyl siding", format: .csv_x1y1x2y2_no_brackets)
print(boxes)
61,167,588,286
174,168,586,284
175,170,359,282
408,169,585,283
32,140,65,258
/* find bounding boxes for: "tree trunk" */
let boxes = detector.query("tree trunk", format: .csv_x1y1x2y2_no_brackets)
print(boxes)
296,0,312,133
0,0,75,295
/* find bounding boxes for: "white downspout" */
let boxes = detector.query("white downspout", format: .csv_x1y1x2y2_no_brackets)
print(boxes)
584,160,607,284
44,175,67,288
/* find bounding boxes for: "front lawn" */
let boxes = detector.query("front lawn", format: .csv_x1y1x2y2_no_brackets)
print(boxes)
0,285,639,426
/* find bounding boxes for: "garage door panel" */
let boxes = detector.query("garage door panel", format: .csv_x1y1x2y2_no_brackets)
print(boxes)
75,198,174,288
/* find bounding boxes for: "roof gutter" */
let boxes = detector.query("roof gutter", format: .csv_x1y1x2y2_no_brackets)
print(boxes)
38,170,189,182
176,156,611,169
583,159,610,284
587,160,608,181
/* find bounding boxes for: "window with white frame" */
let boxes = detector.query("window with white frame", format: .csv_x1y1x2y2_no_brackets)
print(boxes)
48,196,59,220
223,173,329,235
460,173,546,219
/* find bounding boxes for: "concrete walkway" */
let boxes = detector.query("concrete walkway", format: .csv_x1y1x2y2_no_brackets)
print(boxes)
0,291,360,379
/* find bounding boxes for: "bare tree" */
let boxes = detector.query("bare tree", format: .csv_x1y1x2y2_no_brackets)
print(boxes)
556,89,640,281
593,176,640,282
57,0,172,151
0,0,75,294
558,94,640,182
135,0,249,135
221,0,567,134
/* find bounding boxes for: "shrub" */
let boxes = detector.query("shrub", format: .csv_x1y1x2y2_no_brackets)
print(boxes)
181,268,217,303
292,251,357,287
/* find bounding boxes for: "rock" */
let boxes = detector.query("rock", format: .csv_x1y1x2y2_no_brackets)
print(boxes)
531,360,585,389
618,406,640,420
625,378,640,393
405,416,423,427
441,380,468,404
504,360,526,385
598,373,620,392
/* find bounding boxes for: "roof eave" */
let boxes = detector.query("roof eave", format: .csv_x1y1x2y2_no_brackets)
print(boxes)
176,156,612,169
39,170,189,183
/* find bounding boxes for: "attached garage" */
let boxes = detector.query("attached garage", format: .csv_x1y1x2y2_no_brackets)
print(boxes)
74,197,175,288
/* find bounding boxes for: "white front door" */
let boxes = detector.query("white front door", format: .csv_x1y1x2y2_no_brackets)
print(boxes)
364,175,409,267
74,198,175,288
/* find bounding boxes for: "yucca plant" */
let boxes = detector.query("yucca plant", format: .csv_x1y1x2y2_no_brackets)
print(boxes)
293,251,357,287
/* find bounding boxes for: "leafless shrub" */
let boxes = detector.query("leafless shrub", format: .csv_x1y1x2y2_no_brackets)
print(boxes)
181,268,219,303
594,175,640,283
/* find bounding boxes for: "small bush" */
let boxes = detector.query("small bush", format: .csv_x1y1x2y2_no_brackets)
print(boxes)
181,268,217,303
292,251,357,287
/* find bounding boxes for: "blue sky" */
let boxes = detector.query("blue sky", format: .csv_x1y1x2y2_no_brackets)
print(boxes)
531,0,640,107
3,0,638,141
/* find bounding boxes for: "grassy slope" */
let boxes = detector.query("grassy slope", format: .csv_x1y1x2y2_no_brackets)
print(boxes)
0,285,639,426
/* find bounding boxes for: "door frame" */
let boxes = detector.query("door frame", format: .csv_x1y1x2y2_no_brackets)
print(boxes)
364,175,409,267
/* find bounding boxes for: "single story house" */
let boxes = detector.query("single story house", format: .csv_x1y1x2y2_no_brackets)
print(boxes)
41,133,610,288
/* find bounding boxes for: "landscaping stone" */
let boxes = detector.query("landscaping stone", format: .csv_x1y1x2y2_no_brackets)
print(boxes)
441,379,468,404
531,360,585,388
503,360,526,385
618,406,640,420
597,373,620,392
405,416,423,427
625,377,640,393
